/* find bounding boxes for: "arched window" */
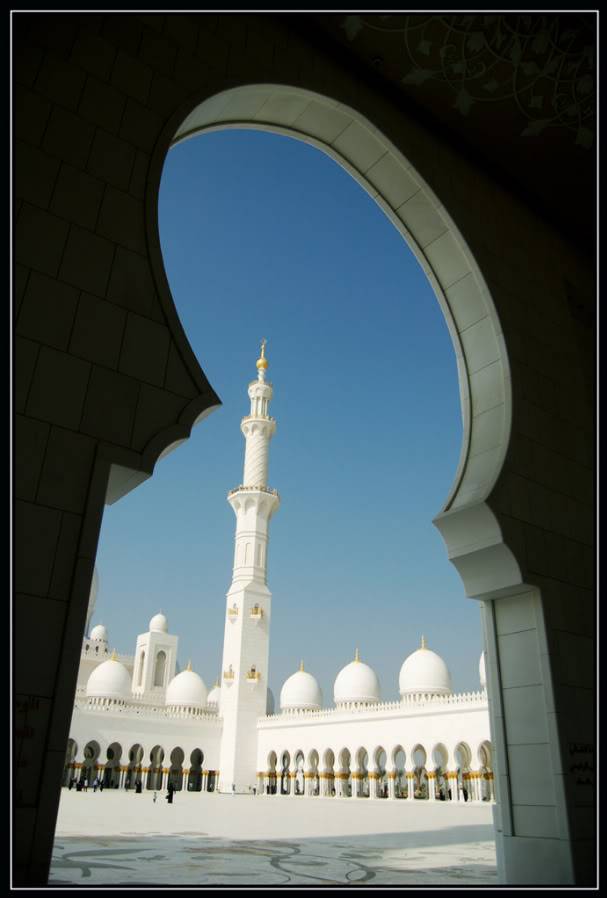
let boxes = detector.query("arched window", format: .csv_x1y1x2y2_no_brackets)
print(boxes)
154,651,166,687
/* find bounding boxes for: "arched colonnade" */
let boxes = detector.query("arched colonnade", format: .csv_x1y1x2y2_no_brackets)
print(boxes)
62,738,218,793
258,740,494,801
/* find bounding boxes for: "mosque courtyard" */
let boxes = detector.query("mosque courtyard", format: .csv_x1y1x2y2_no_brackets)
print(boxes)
50,790,497,886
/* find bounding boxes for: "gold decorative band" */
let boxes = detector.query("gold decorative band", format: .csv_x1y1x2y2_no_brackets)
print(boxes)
387,772,397,779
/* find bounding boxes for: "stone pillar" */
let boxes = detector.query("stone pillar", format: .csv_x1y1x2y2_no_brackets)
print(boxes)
427,771,436,801
387,772,397,799
449,772,460,802
202,770,209,792
289,769,297,797
406,772,415,800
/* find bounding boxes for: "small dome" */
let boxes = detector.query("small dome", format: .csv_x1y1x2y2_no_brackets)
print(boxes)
166,666,208,709
399,637,452,697
266,687,275,715
280,664,323,711
479,650,487,689
86,655,131,701
90,623,108,642
149,612,168,633
207,681,221,707
334,650,381,705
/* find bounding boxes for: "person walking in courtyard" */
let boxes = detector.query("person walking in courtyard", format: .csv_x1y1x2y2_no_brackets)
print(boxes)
92,777,99,793
83,777,88,792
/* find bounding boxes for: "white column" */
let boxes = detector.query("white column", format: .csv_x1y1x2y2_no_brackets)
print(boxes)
406,772,415,800
387,772,396,799
427,772,436,801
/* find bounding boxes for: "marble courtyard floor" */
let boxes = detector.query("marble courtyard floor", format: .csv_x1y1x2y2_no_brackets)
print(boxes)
50,791,498,887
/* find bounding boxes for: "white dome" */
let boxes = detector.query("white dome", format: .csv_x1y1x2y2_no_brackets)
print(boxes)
166,667,207,708
89,623,108,642
207,681,221,707
86,656,131,701
399,638,452,696
334,652,381,705
280,666,323,711
149,612,168,633
479,650,487,689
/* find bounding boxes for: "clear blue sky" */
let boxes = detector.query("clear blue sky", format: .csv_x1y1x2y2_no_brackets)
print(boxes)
94,127,484,701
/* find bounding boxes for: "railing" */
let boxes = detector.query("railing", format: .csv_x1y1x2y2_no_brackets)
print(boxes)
227,485,279,498
258,690,488,725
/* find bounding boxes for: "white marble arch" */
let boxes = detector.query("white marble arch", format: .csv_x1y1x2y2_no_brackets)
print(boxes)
144,83,521,603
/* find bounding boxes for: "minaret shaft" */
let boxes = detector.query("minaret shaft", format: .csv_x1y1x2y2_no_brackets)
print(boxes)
218,342,279,793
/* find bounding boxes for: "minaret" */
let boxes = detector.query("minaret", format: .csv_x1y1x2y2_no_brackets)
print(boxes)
218,340,280,793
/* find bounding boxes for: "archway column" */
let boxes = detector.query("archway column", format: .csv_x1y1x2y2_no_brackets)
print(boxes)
304,772,314,796
368,771,379,798
427,771,436,801
387,771,397,800
406,772,415,800
202,770,209,792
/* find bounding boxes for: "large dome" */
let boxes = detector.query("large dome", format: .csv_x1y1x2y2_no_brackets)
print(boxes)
280,664,323,711
149,612,168,633
399,637,452,697
86,654,131,702
166,665,207,709
479,650,487,690
89,623,108,642
334,650,381,706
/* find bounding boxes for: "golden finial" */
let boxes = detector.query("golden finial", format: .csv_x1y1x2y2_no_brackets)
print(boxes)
354,647,360,663
186,659,192,671
214,678,220,689
421,635,427,650
110,649,117,661
256,337,269,370
300,659,304,672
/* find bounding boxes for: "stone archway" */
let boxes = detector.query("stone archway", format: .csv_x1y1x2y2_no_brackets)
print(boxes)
14,15,594,887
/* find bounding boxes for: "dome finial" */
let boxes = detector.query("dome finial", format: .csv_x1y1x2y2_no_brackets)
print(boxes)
256,337,269,372
110,648,117,661
421,634,427,650
354,647,360,663
186,659,192,672
300,659,304,672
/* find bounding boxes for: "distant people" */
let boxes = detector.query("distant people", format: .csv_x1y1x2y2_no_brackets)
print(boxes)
166,789,174,804
68,777,75,790
76,780,82,792
83,778,89,792
135,780,142,794
92,777,99,793
99,780,104,792
462,785,468,802
153,791,158,803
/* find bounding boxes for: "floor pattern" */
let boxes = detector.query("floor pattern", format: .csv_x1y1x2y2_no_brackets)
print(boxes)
50,832,498,886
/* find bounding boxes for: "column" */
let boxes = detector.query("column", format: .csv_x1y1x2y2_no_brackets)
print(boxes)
387,772,396,799
368,772,378,798
289,769,297,797
202,770,209,792
406,772,415,800
449,772,461,802
427,771,436,801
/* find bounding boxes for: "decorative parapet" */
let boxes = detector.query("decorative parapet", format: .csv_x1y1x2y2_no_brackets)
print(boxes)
223,667,235,681
227,604,239,619
246,668,261,682
75,698,222,723
227,485,279,498
258,689,487,725
250,604,263,620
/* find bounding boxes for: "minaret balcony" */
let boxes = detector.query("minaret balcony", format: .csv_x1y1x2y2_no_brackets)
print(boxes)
227,485,278,498
227,604,239,620
250,605,263,622
246,668,261,683
223,667,235,685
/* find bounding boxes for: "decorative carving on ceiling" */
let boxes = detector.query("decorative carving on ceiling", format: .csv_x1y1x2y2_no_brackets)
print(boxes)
340,14,594,148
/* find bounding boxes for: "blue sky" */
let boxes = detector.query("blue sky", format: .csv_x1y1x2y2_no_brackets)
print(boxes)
94,127,484,701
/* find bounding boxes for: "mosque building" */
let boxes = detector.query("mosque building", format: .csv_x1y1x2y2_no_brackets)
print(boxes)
65,343,494,805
